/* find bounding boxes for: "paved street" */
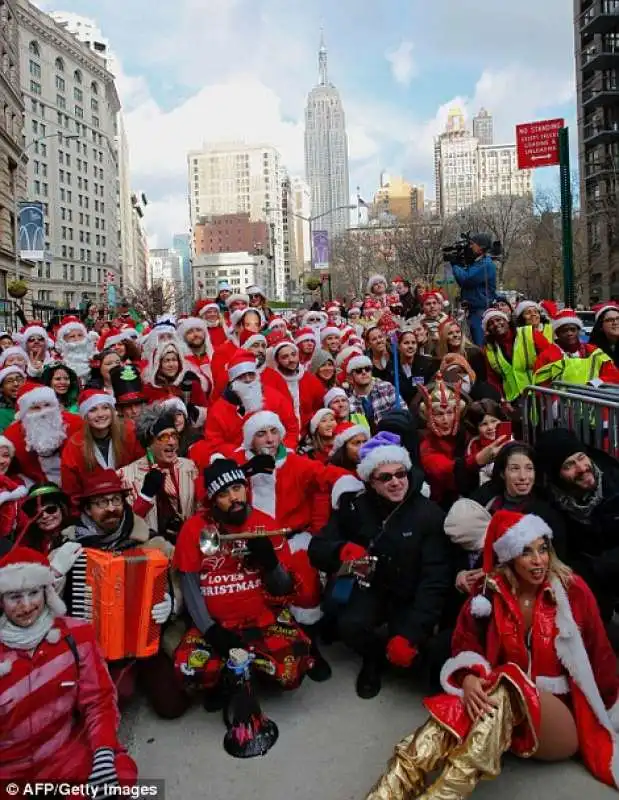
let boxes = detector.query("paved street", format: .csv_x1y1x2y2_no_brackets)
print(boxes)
122,644,615,800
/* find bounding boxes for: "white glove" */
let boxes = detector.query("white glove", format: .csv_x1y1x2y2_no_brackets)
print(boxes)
88,747,119,788
151,592,172,624
49,541,84,576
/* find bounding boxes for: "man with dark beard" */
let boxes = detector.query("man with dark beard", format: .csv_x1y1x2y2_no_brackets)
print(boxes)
4,383,82,486
197,350,298,465
54,316,97,385
270,340,324,435
173,458,314,711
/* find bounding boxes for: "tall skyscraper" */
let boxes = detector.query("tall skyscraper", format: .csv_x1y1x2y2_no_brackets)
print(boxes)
304,34,350,241
187,142,285,298
473,108,494,146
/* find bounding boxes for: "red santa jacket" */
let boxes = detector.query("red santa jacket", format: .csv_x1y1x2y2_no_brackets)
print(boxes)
60,418,144,502
429,572,619,788
0,616,136,782
274,370,325,436
207,324,227,351
5,411,83,487
209,339,238,397
195,385,299,466
419,432,478,505
211,362,291,404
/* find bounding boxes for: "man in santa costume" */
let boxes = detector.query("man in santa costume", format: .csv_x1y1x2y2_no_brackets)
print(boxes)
294,326,317,367
325,301,345,329
233,410,351,680
16,322,54,380
177,315,213,381
224,292,250,325
195,298,227,350
320,325,342,358
269,340,324,435
210,307,264,392
197,351,298,464
365,274,399,311
533,308,619,387
54,315,97,385
240,330,289,397
0,546,137,784
365,510,619,798
4,382,82,487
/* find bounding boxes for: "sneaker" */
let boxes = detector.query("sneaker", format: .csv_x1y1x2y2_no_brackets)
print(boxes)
356,658,382,699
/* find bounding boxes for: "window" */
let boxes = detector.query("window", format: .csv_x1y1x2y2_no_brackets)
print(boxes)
55,57,64,71
70,265,74,280
41,144,46,157
80,248,85,260
59,169,64,182
42,183,48,196
92,116,99,128
91,98,98,112
30,80,41,95
87,267,92,282
57,94,65,109
29,40,40,56
68,246,74,258
74,69,82,84
33,179,40,194
67,190,72,202
55,75,65,91
74,106,83,119
61,245,67,257
65,153,71,166
60,188,65,201
29,60,40,78
74,87,83,102
91,81,98,95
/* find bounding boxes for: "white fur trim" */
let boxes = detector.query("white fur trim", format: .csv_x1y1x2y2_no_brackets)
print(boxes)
0,562,54,593
177,317,207,338
535,675,569,695
0,365,25,385
514,300,540,319
609,697,619,732
288,531,312,554
57,320,87,341
250,472,276,518
552,575,619,783
367,274,387,293
332,425,367,454
45,585,66,616
46,627,61,644
482,309,509,331
331,476,364,509
22,325,48,343
357,445,412,482
421,482,431,498
0,485,27,505
324,387,347,408
440,651,492,697
229,360,258,381
162,398,188,417
309,408,334,435
0,436,15,457
493,514,552,565
295,332,316,346
226,293,250,308
241,334,267,350
320,326,341,341
289,604,322,624
346,355,372,374
242,411,285,451
16,386,57,418
79,392,116,418
470,594,493,618
0,659,12,676
595,304,619,322
552,315,582,332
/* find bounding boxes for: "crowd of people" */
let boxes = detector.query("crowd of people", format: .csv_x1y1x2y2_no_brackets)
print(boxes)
2,268,619,798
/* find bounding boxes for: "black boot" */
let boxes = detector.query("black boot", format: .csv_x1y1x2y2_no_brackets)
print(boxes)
303,623,332,682
356,656,382,699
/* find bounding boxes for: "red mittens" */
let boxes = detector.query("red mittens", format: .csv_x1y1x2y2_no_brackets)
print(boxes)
386,635,418,668
340,542,368,563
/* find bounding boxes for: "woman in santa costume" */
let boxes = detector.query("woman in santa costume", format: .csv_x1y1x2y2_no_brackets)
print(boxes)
0,546,137,785
365,509,619,799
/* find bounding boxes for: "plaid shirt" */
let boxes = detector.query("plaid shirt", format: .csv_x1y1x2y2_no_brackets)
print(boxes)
348,379,405,427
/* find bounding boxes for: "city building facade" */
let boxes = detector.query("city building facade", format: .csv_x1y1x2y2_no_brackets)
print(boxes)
304,35,350,240
187,141,284,299
16,0,121,307
193,213,268,258
172,233,191,314
192,251,273,300
291,175,311,272
472,108,494,146
0,0,27,298
372,174,425,222
574,0,619,300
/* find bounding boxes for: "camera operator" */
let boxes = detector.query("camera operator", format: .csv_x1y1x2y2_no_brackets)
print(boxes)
451,233,497,346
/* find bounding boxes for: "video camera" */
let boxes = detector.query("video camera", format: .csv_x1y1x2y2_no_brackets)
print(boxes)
442,232,502,267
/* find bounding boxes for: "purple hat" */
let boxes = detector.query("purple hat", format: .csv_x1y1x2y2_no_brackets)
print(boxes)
357,431,412,482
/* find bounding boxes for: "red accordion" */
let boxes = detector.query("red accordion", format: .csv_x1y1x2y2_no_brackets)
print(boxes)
70,546,169,661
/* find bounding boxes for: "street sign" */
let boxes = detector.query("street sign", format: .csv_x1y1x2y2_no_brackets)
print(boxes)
515,118,565,170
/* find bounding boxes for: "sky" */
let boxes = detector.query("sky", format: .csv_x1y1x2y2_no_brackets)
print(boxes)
35,0,577,248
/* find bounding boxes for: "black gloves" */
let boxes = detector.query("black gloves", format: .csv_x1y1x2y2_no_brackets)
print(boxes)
246,536,278,572
181,372,198,394
187,403,200,425
205,623,245,658
141,468,165,499
243,453,276,478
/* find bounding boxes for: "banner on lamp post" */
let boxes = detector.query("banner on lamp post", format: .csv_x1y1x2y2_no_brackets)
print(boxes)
312,229,329,270
18,201,45,261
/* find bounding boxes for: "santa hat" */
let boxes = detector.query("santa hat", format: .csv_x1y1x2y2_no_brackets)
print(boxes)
367,274,387,294
421,291,444,306
324,387,347,408
346,355,372,375
0,365,24,385
594,302,619,322
540,299,558,319
56,315,87,342
357,431,412,482
347,307,361,317
78,389,116,418
0,346,26,368
326,301,341,313
0,546,66,616
246,285,266,298
335,345,364,370
332,421,369,453
162,397,188,417
482,308,509,331
225,293,250,309
551,308,582,332
97,327,125,353
195,299,220,317
15,382,57,420
228,350,258,381
272,339,298,362
514,300,540,320
309,408,334,435
470,511,553,618
17,323,52,349
302,310,328,327
269,317,287,330
0,435,15,457
294,327,316,347
242,411,285,451
239,329,267,350
177,317,207,339
230,307,264,329
320,326,341,341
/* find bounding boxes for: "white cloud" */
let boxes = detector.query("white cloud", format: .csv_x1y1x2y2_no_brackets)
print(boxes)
385,41,417,86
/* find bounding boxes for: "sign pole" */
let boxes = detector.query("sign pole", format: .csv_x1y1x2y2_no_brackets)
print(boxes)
559,127,575,309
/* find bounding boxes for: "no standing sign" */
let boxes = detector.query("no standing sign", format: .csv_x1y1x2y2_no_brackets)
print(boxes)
516,118,565,170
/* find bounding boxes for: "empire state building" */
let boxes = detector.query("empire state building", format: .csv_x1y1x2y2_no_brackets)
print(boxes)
304,35,350,240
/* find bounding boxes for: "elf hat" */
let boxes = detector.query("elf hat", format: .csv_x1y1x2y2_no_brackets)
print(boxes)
78,389,116,418
470,510,553,618
242,411,285,451
551,308,582,332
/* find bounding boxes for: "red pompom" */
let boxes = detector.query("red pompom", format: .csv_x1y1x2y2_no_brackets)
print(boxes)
386,635,417,668
339,542,367,563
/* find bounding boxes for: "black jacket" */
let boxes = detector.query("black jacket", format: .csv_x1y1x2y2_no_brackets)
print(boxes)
309,469,452,645
388,354,438,405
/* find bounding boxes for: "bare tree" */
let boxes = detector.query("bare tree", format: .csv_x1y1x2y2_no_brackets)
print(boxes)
388,218,455,286
125,279,188,321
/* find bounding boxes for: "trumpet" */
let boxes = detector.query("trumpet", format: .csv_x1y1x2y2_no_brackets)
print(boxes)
199,526,291,556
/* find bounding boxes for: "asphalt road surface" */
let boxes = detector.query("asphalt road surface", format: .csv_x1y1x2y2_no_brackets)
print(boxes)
122,644,616,800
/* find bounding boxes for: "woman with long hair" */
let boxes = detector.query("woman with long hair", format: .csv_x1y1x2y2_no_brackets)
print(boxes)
60,390,144,502
297,408,337,463
365,325,391,382
328,422,369,472
309,349,336,390
437,317,486,381
87,349,121,395
366,511,619,798
389,330,437,405
42,363,80,413
113,335,143,367
589,303,619,367
142,340,210,426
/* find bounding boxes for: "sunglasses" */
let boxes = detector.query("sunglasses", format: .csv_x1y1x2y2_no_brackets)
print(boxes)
249,294,262,299
352,367,372,375
40,504,60,516
374,469,408,484
156,431,179,443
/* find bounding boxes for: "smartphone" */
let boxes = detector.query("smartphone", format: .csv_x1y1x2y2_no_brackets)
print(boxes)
497,421,512,439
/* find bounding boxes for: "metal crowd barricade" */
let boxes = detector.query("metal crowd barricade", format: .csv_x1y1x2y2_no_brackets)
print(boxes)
522,383,619,459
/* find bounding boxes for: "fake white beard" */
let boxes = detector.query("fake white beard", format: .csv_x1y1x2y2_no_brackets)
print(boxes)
23,406,66,455
57,339,94,379
205,320,221,329
231,377,263,412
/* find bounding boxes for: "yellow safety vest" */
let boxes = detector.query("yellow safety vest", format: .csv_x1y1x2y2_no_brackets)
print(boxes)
533,347,611,385
486,328,538,401
541,323,553,344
